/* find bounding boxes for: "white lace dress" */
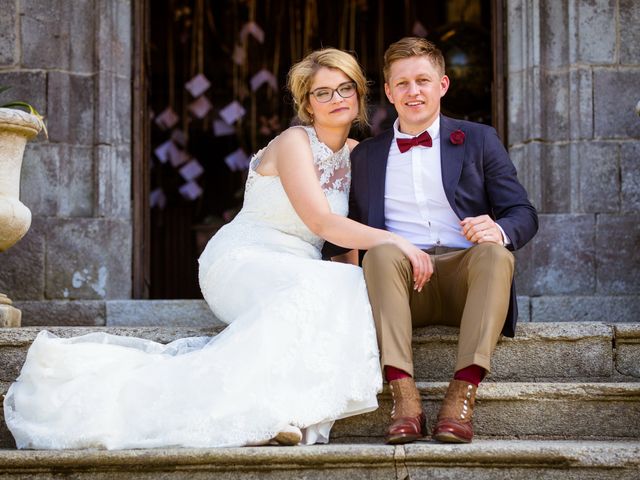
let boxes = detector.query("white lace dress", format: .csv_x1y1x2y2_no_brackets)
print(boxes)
3,126,382,450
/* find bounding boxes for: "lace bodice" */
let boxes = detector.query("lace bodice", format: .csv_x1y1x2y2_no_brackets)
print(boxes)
233,126,351,251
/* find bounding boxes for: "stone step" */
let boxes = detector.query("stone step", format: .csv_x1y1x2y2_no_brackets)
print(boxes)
2,381,638,449
0,440,638,479
332,382,640,441
1,323,638,383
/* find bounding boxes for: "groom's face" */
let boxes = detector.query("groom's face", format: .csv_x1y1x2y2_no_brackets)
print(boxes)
384,56,449,136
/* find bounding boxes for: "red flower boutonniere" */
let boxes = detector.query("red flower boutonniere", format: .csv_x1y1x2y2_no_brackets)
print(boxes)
450,129,465,145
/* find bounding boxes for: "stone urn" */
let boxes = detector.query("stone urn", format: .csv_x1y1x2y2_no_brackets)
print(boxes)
0,107,42,326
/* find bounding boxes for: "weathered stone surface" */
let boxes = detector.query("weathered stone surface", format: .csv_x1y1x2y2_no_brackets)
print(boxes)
619,0,640,64
596,215,640,294
95,73,131,145
0,218,45,300
19,0,95,72
507,68,542,146
45,219,132,299
594,69,640,139
13,300,106,327
576,142,620,213
568,68,594,140
615,324,640,379
574,0,616,64
96,0,132,77
506,0,539,73
0,0,16,65
539,1,568,68
0,72,47,123
19,143,59,216
57,144,94,217
47,72,95,145
531,296,640,323
412,323,612,382
509,142,542,212
96,145,131,219
106,300,224,327
515,214,596,296
540,71,570,141
621,142,640,213
540,143,570,213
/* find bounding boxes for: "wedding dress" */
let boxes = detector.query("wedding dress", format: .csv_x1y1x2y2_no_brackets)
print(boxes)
4,126,382,449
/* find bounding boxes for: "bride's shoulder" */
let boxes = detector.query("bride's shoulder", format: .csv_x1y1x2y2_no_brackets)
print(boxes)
346,138,359,151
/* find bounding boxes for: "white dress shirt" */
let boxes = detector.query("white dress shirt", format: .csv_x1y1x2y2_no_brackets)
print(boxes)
384,117,474,250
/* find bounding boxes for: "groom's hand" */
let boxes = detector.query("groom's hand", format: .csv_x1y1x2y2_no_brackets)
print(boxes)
460,215,504,245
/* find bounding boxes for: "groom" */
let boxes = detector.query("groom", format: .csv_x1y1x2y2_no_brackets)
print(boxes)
326,37,538,444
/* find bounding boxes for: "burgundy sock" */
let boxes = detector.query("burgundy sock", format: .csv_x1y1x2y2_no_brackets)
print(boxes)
453,364,486,387
385,366,411,382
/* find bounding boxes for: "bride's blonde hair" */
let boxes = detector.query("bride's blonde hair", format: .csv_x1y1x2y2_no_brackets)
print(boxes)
288,48,369,126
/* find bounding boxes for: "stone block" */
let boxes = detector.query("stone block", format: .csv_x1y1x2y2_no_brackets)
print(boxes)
516,295,530,323
57,144,94,217
0,71,47,122
47,72,95,145
13,300,106,326
621,142,640,213
45,218,132,300
539,1,568,68
540,143,571,213
95,73,131,145
19,0,95,72
0,218,45,300
596,215,640,294
515,214,596,296
615,324,640,379
19,143,59,216
540,71,569,142
0,0,16,66
106,300,224,327
509,143,542,212
96,145,131,219
568,68,593,140
506,0,539,73
576,142,620,213
532,295,640,323
96,0,132,77
594,69,640,139
574,0,616,64
507,69,542,145
619,0,640,64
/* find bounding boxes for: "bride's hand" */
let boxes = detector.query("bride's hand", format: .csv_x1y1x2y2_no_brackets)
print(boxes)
393,236,433,292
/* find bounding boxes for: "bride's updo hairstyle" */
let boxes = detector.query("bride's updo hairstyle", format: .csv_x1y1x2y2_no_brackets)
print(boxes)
288,48,369,127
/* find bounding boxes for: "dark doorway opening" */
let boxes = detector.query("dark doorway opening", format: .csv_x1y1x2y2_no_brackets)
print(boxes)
134,0,501,299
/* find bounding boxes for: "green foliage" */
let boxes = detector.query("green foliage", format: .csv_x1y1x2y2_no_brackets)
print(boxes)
0,86,48,138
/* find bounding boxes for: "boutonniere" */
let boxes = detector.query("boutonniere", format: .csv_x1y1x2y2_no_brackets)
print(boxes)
450,129,465,145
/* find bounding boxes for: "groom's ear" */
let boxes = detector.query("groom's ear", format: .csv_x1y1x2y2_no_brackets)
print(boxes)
384,83,394,104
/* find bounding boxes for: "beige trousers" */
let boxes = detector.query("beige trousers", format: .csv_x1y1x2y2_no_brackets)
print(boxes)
362,243,514,376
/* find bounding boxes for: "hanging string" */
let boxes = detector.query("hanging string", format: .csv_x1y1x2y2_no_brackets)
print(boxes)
377,0,384,103
168,0,176,109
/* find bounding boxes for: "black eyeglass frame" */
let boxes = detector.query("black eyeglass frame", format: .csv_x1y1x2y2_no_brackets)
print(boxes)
308,81,358,103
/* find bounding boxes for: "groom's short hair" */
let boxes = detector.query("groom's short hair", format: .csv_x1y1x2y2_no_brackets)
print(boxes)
383,37,446,81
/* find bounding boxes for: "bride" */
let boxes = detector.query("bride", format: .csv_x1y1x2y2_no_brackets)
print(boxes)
3,49,430,449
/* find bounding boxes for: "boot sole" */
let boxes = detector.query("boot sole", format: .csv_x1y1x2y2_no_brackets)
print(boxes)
385,433,424,445
433,431,472,443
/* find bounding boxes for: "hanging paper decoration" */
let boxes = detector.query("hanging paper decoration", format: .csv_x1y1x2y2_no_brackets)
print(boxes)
232,44,246,66
154,140,173,163
250,69,278,92
171,129,187,147
179,181,203,200
188,96,213,119
185,73,211,97
155,107,180,130
179,159,205,181
219,100,247,125
150,188,167,209
240,21,265,44
168,144,190,168
213,119,236,137
224,148,250,171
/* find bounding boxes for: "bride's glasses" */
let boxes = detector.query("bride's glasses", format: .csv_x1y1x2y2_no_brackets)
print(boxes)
309,82,357,103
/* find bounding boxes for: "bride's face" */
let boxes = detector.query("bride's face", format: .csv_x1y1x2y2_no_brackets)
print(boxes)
306,67,359,129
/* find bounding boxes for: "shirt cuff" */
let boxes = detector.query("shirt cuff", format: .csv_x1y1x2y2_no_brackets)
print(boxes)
496,224,511,247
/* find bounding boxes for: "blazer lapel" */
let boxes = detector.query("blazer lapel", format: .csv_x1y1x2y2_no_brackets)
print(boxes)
367,129,394,229
439,115,465,217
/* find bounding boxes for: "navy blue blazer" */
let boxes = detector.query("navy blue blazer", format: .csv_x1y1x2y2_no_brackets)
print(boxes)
323,115,538,337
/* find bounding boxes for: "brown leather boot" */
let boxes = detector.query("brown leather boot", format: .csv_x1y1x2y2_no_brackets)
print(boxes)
432,379,477,443
385,377,426,444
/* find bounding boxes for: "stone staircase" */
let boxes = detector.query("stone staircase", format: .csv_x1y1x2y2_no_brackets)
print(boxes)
1,321,639,478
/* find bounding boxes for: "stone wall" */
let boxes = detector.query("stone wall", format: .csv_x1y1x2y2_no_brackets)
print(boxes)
0,0,132,324
507,0,640,322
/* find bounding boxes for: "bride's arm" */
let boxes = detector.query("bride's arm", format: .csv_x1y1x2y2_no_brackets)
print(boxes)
273,128,432,291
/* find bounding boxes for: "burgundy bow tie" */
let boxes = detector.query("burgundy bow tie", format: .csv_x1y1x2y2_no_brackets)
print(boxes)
396,130,433,153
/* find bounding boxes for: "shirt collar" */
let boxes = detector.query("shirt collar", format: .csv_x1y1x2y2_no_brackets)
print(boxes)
393,116,440,141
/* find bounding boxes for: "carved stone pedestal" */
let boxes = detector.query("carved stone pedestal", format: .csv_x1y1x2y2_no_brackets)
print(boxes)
0,294,21,327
